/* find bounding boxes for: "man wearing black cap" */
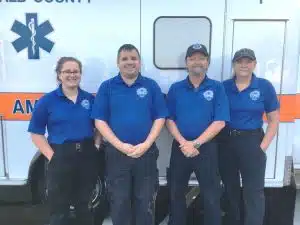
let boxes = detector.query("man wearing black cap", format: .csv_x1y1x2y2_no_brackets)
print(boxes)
166,43,230,225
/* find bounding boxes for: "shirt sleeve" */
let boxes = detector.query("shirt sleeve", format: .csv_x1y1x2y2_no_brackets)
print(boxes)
27,96,48,135
90,93,95,106
91,81,110,122
89,93,96,127
213,82,230,122
264,80,280,113
151,81,169,120
166,84,176,121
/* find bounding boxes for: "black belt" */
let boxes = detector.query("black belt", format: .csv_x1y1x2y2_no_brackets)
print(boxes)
51,138,94,152
227,128,263,137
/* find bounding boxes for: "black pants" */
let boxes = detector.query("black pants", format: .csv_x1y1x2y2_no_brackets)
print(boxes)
168,140,221,225
218,128,266,225
47,139,97,225
105,143,159,225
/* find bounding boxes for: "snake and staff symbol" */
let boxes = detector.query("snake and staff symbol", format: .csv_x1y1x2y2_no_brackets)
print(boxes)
28,18,36,57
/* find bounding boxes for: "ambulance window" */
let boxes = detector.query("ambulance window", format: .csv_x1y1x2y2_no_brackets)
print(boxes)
153,16,212,70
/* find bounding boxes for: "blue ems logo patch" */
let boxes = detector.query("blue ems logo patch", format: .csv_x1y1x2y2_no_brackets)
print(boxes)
81,99,90,110
136,87,148,98
203,90,214,101
192,44,202,49
250,90,260,101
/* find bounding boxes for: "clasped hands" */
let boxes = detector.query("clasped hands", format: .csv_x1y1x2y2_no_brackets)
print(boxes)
118,142,151,158
179,140,200,158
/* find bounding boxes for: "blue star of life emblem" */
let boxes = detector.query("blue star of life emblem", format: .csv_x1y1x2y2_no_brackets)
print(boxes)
11,13,54,59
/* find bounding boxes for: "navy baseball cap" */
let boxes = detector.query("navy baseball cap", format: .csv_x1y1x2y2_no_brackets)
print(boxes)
232,48,256,62
185,43,209,59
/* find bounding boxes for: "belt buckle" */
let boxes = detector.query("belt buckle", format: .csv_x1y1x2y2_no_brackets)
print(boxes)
76,143,81,152
230,129,239,136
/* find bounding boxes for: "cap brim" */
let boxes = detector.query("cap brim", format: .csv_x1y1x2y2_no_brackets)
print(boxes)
233,55,256,62
186,50,208,58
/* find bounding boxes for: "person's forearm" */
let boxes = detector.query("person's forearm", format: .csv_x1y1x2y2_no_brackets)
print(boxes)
95,120,123,149
144,118,165,146
31,134,54,160
195,121,225,145
261,120,279,150
94,129,102,148
166,119,186,145
261,111,279,151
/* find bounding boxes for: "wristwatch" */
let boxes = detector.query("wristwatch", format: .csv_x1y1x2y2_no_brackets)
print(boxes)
193,141,201,149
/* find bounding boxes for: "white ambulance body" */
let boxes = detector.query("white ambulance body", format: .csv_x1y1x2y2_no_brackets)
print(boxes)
0,0,299,203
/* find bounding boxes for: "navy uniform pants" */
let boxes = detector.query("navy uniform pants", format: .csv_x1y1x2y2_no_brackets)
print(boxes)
47,139,97,225
218,128,266,225
105,143,159,225
168,140,222,225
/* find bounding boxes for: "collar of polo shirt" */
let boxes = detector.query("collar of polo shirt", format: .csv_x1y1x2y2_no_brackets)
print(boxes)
116,72,144,86
55,84,83,97
185,75,213,90
231,73,259,92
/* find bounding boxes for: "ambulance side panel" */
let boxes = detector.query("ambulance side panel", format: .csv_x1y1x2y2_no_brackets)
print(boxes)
0,0,141,183
0,0,299,188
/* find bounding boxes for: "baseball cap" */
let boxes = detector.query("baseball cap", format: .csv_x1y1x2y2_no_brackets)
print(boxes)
185,43,209,59
232,48,256,62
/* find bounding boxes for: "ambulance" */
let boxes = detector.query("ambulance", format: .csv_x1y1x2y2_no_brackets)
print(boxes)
0,0,299,219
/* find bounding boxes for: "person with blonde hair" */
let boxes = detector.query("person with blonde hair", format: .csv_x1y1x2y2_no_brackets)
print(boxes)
219,48,280,225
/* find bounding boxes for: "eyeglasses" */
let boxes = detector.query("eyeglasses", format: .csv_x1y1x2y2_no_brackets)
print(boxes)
60,70,81,75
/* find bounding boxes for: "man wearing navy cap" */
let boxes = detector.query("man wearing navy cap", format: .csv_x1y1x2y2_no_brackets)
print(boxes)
166,43,230,225
91,44,168,225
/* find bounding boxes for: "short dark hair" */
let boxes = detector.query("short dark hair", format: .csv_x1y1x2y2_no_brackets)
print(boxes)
55,57,82,82
117,44,140,60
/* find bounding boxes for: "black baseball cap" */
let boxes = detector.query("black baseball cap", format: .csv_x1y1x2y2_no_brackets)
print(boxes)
232,48,256,62
185,43,209,59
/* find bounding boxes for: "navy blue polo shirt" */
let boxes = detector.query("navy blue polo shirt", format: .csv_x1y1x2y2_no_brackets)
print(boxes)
223,74,280,130
167,76,230,140
91,74,168,145
28,85,95,144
